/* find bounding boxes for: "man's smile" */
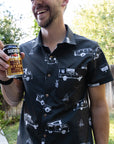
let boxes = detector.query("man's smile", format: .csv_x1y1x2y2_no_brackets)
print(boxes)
37,9,48,15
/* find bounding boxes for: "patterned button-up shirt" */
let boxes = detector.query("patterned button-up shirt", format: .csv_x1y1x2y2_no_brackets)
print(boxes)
17,25,113,144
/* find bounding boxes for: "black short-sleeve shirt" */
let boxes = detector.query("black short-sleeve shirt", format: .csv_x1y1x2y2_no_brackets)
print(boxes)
17,25,113,144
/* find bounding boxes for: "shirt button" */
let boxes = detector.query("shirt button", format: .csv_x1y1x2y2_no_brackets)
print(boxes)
44,113,47,117
45,94,49,97
50,55,53,58
43,134,47,138
47,74,51,77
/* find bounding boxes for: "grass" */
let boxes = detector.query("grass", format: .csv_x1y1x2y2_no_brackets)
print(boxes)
3,122,19,144
109,110,114,144
2,111,114,144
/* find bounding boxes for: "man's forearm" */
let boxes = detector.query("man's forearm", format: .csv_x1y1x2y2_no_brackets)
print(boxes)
91,102,109,144
1,79,24,106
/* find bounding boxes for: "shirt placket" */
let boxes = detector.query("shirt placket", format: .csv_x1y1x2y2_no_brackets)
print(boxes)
41,52,58,143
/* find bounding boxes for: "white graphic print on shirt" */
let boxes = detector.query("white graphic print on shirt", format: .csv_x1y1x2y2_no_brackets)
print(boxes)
24,113,39,129
44,56,58,65
45,120,69,134
36,94,52,113
73,98,88,111
58,68,83,81
23,68,33,81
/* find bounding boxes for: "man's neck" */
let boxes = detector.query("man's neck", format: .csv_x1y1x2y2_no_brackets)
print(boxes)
41,21,66,52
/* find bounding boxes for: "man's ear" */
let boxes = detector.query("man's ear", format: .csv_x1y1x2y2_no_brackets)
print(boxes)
61,0,69,7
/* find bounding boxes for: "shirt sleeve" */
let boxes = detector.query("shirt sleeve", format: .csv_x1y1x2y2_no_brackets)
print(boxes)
86,44,113,87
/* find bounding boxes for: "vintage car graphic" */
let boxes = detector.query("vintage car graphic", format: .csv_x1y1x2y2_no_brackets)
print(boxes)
36,94,45,106
45,120,69,134
74,48,93,57
100,65,109,72
59,68,83,81
73,98,88,111
36,94,52,113
74,47,101,60
44,56,58,65
24,113,38,129
23,68,33,81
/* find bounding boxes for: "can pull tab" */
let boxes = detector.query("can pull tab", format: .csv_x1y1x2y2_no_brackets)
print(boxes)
41,138,45,144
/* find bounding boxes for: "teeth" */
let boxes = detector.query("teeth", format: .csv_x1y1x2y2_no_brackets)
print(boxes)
37,10,47,14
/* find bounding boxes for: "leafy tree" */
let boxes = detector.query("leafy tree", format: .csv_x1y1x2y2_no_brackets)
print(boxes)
0,10,24,44
32,19,41,37
72,0,114,64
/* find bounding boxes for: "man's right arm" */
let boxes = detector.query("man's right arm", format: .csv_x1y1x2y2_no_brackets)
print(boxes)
1,79,24,106
0,41,24,106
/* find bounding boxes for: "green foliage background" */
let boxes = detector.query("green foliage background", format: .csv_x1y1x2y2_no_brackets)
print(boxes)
72,0,114,64
0,10,24,44
32,19,41,37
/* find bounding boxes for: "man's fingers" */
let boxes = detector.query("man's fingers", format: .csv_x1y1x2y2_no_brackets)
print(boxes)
0,49,9,61
20,52,25,59
0,41,9,62
0,58,9,69
0,41,4,50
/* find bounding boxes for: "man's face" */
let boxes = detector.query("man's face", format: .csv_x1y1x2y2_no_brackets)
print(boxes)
31,0,64,28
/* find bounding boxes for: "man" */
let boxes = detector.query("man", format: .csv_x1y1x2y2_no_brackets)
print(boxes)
0,0,113,144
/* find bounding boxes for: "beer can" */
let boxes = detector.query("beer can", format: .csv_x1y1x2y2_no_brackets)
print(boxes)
3,44,24,78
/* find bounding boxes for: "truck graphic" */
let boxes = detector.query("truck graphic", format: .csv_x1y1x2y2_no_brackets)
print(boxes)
46,120,69,134
59,68,83,81
74,48,93,57
100,65,108,72
73,98,88,111
23,68,33,81
74,47,101,60
44,56,58,65
24,113,38,129
36,94,45,106
36,95,52,113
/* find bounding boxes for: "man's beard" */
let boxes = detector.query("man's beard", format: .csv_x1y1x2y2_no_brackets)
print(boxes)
37,16,53,28
37,10,58,28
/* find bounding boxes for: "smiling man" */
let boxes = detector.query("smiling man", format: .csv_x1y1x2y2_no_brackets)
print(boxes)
0,0,113,144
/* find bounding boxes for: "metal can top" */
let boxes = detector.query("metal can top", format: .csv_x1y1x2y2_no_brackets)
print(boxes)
3,44,19,56
3,44,18,50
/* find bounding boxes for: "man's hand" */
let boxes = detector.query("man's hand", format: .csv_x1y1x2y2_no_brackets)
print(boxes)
0,41,25,81
0,41,10,81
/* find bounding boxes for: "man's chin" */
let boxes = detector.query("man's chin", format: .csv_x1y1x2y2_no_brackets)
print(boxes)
37,19,52,28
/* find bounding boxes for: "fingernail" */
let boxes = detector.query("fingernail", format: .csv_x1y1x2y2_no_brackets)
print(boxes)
6,56,9,60
5,64,9,68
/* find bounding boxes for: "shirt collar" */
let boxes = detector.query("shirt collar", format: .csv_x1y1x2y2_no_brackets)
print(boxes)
32,24,77,49
63,25,76,46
